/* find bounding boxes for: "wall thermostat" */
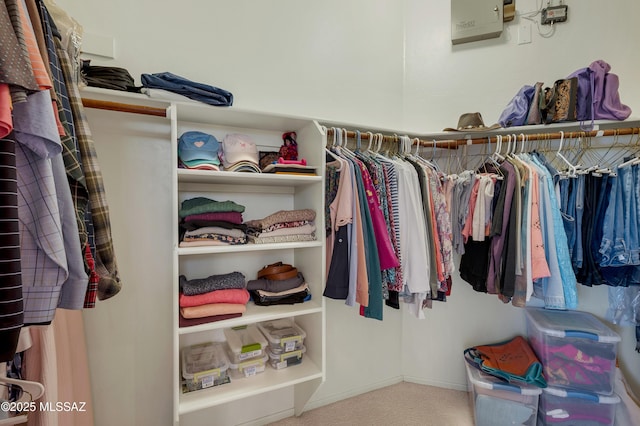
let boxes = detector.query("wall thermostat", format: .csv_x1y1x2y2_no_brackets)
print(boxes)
541,5,568,25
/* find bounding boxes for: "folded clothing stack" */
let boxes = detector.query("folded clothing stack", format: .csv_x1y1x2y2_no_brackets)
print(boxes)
244,209,316,244
82,60,140,92
141,72,233,107
179,197,247,247
247,262,310,306
179,272,249,327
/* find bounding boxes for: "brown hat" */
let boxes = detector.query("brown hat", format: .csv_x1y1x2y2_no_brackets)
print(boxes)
443,112,501,132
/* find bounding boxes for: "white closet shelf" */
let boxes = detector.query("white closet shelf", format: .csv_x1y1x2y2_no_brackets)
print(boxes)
178,300,323,335
178,358,323,415
174,102,315,131
80,86,318,131
177,168,321,186
177,241,322,256
82,87,326,424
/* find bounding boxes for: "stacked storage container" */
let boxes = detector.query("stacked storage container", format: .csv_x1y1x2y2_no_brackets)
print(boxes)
465,361,542,426
524,308,621,426
257,318,307,370
181,342,230,392
224,325,269,379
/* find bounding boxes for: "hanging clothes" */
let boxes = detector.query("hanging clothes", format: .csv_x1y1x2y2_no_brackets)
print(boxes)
391,156,431,317
0,0,122,366
0,137,23,361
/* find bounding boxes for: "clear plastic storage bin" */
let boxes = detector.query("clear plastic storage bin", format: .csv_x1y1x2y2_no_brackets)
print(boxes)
266,345,306,370
227,353,268,379
524,308,620,395
537,386,620,426
181,342,229,392
465,361,542,426
257,319,306,354
224,325,268,364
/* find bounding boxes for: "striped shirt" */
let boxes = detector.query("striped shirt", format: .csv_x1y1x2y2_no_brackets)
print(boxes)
0,137,24,361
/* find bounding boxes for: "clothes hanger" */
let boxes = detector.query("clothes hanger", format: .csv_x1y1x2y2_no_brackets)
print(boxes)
610,128,640,168
504,134,512,157
493,135,505,162
337,128,357,160
632,128,640,164
331,127,346,156
518,133,526,154
445,140,452,175
452,139,464,175
399,135,410,158
573,134,601,174
616,131,640,168
555,131,578,177
415,138,441,171
371,133,387,159
481,136,504,180
398,135,408,158
375,133,383,154
366,131,374,153
383,134,394,158
487,135,505,180
505,133,518,159
362,131,381,162
324,126,343,164
0,377,45,426
430,138,438,164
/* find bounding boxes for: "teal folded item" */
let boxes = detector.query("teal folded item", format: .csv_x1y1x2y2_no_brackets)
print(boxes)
464,335,547,388
179,197,245,217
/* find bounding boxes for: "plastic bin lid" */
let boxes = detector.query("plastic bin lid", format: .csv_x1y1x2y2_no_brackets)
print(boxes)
266,345,306,361
465,361,542,395
257,319,306,346
181,342,229,379
524,308,621,343
224,325,268,354
542,386,621,404
227,353,268,371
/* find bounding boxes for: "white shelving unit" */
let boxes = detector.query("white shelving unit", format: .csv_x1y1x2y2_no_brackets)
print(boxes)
168,102,327,425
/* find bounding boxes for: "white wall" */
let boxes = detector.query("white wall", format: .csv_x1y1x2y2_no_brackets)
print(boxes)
54,0,640,425
400,0,640,396
402,0,640,132
55,0,405,129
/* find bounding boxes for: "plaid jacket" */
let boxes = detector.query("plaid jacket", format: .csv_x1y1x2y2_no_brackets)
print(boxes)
58,40,122,300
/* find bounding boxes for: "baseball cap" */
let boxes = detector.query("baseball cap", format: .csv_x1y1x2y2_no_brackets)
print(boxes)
222,134,260,171
178,131,221,164
225,161,261,173
181,158,220,171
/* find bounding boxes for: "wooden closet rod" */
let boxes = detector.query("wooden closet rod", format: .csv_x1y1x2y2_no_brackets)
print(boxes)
326,126,640,150
451,127,640,147
81,98,168,117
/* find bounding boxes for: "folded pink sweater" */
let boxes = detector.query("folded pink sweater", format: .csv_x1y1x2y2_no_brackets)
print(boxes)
180,303,247,319
179,288,250,308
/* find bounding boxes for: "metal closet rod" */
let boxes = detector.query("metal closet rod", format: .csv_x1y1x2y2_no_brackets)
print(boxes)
81,98,168,117
325,126,640,150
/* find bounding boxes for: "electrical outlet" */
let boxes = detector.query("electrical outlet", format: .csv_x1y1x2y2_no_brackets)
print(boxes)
518,23,532,44
541,5,568,25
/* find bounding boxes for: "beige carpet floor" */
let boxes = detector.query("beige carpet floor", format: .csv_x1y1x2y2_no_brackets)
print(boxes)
268,382,474,426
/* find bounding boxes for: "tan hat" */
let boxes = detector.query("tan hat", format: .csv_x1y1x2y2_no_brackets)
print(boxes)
443,112,501,132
